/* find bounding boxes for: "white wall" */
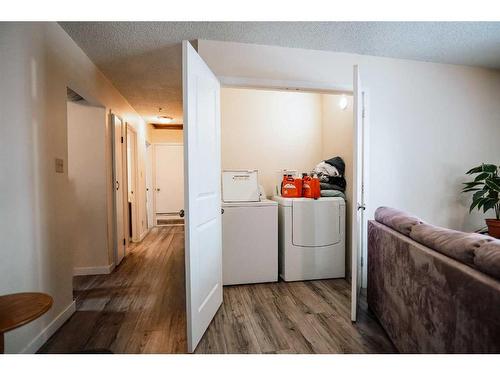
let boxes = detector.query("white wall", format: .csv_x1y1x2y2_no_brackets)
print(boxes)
67,101,109,272
221,87,323,197
321,95,354,275
0,23,148,353
199,40,500,285
200,40,500,229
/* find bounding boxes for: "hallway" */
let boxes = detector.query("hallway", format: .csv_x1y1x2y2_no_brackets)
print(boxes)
39,226,187,353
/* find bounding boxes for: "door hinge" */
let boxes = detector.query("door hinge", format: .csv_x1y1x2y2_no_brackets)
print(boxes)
361,256,364,267
121,136,124,143
123,238,126,246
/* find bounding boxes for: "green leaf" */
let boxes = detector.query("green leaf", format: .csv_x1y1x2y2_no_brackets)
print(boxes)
470,197,485,213
474,172,490,181
481,164,498,173
462,188,481,193
485,178,500,193
488,190,499,198
466,165,483,174
473,190,487,200
462,181,484,187
477,197,490,210
483,198,498,213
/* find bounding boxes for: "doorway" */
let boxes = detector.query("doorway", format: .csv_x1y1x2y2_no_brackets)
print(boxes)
66,88,110,279
153,143,185,226
182,41,368,352
220,86,355,277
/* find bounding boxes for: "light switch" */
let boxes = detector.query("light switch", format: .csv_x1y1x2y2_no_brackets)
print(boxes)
55,158,64,173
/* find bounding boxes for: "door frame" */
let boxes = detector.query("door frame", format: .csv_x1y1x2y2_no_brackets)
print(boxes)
152,142,184,225
218,75,370,289
110,112,127,267
125,124,140,243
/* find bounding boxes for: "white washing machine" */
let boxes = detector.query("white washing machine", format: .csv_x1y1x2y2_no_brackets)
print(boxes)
222,199,278,285
272,196,345,281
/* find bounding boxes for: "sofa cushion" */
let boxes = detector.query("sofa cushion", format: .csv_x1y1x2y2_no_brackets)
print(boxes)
410,222,500,280
374,207,424,236
473,241,500,280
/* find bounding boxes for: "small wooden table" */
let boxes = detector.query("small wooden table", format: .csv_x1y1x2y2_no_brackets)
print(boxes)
0,293,53,353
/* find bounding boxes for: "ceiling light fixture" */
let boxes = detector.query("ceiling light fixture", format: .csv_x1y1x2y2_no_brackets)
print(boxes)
157,115,174,124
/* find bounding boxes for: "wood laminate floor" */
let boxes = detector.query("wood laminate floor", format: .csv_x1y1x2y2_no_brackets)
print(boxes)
39,226,187,354
39,226,396,354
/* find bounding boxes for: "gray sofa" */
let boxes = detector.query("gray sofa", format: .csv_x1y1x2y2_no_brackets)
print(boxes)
368,207,500,353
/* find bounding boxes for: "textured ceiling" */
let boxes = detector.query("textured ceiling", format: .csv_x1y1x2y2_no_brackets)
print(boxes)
60,22,500,124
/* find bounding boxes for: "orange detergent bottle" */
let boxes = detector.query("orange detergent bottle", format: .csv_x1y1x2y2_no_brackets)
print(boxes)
302,173,321,199
281,174,303,198
302,173,313,198
310,174,321,199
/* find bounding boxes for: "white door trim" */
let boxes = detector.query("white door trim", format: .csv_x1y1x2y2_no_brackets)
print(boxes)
218,75,353,94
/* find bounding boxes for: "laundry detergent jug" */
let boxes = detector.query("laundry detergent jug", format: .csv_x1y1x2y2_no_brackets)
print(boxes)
281,175,302,198
310,175,321,199
302,173,321,199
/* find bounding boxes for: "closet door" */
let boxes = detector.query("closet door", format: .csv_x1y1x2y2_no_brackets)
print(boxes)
351,65,366,322
183,40,223,353
112,114,126,265
154,144,184,215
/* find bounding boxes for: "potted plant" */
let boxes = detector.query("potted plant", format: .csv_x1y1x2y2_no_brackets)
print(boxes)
462,163,500,238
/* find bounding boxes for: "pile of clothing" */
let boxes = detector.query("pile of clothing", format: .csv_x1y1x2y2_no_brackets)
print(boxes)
313,156,346,199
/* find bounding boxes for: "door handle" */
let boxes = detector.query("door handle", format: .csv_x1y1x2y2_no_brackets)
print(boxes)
221,208,224,215
179,209,185,218
156,188,160,192
116,180,120,191
357,203,366,211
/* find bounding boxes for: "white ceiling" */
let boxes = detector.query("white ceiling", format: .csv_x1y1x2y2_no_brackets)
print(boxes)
60,22,500,124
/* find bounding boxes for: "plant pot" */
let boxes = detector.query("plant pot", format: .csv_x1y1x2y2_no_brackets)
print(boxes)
486,219,500,239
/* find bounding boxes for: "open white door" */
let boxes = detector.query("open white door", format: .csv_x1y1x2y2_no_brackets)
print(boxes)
183,40,223,352
351,65,365,322
112,114,126,265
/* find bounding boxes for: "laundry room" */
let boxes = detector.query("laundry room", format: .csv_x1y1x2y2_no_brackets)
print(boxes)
220,86,355,282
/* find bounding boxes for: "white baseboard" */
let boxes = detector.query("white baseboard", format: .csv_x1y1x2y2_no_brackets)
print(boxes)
21,300,76,354
73,263,114,276
135,228,150,242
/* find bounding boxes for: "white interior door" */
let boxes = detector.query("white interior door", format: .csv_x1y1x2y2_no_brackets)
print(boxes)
351,65,365,322
183,40,223,352
126,126,140,241
154,144,184,215
146,143,154,228
112,114,126,265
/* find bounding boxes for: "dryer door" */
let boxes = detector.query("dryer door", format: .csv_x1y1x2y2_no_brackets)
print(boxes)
292,199,341,247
